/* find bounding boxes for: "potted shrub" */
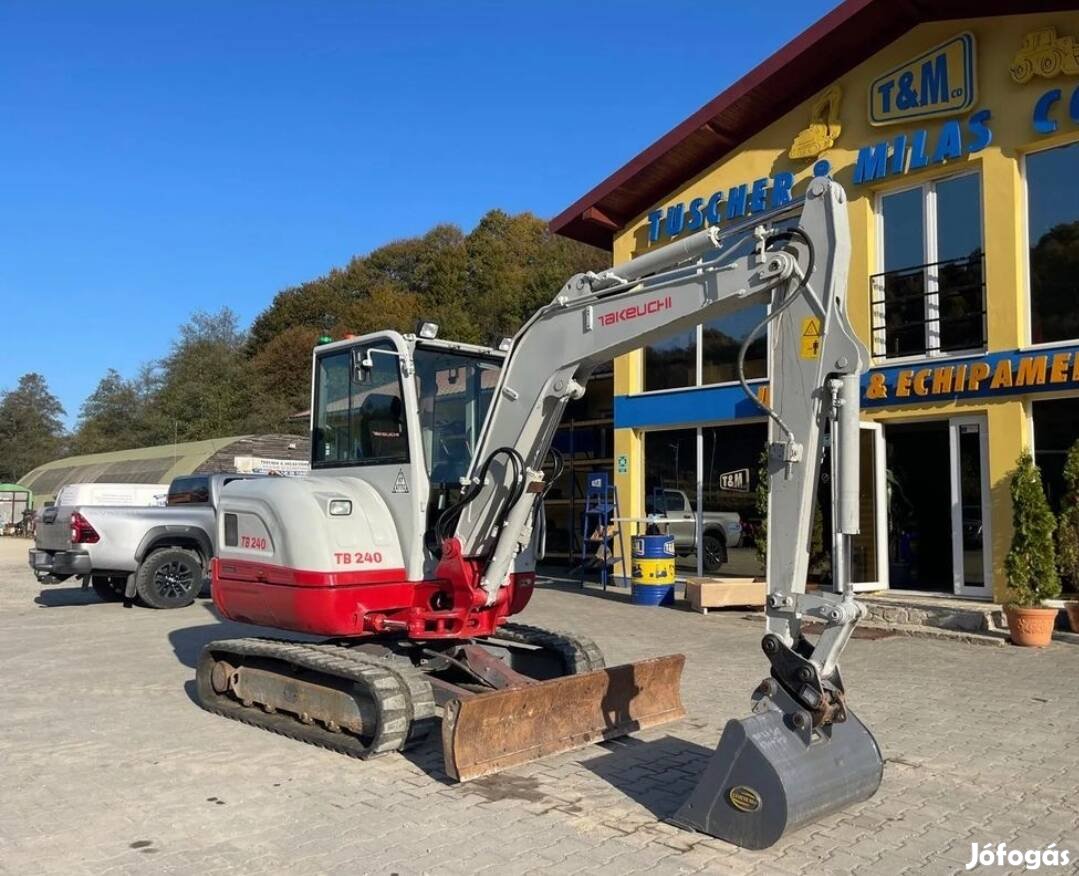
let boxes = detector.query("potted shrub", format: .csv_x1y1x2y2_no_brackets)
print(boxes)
1004,452,1061,646
1055,439,1079,632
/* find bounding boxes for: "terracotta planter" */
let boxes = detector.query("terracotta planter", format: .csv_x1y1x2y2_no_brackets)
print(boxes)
1065,602,1079,634
1004,605,1059,647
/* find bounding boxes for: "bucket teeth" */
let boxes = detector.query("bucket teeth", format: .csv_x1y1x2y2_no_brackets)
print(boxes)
442,654,686,781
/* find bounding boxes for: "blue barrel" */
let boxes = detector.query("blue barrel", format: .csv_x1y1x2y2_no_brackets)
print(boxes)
631,534,676,606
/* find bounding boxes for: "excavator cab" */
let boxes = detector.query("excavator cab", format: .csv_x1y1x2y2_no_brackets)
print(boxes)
307,332,509,581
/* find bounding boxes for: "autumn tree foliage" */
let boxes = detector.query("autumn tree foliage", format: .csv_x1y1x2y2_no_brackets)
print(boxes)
51,210,607,457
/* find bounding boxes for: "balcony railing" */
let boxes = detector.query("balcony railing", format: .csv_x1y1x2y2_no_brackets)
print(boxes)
869,254,986,360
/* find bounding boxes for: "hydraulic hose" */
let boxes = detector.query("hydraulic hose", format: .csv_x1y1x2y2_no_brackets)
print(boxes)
736,228,816,446
435,446,526,549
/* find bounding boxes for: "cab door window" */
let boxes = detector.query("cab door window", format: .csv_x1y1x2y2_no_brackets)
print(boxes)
313,344,409,467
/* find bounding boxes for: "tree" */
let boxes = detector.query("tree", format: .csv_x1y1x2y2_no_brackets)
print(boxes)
1004,452,1060,607
246,209,608,356
70,369,149,454
153,308,271,441
1056,440,1079,592
59,207,610,454
0,373,66,481
248,325,322,430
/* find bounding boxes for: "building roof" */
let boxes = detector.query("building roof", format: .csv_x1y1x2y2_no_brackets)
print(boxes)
19,434,309,505
550,0,1074,249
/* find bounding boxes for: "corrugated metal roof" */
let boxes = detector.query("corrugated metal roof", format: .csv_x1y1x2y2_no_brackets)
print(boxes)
19,434,309,505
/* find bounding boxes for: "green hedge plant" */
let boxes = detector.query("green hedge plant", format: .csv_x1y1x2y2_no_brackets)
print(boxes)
1055,440,1079,593
1004,452,1060,608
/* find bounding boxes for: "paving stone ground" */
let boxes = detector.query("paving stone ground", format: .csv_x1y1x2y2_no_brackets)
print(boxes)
1,536,1077,875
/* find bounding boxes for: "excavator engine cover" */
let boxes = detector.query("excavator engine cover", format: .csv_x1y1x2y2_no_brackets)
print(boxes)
671,705,883,849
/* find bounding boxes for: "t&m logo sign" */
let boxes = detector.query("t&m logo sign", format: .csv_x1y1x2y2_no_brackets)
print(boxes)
870,33,977,126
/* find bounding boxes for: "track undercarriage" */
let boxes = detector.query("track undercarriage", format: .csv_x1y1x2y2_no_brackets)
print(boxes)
196,623,686,781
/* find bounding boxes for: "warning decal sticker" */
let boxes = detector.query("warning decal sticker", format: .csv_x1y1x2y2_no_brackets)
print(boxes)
392,469,409,493
800,317,822,359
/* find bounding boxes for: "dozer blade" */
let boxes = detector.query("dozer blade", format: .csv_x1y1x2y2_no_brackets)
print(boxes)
442,654,686,781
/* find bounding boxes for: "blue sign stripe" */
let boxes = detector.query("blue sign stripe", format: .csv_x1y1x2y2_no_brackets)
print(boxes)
613,343,1079,430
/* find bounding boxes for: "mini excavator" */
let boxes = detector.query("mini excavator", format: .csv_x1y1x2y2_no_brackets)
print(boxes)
196,177,883,848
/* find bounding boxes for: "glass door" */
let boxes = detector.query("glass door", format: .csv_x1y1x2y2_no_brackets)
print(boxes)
950,416,991,598
834,423,889,593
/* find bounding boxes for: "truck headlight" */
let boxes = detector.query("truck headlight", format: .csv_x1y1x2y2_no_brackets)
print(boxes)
328,499,352,516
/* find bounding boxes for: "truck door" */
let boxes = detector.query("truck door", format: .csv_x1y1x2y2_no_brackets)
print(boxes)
662,489,697,549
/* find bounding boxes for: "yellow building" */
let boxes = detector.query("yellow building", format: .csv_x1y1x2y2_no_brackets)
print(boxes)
552,1,1079,603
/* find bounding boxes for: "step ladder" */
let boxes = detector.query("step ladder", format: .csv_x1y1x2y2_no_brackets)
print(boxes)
578,471,624,590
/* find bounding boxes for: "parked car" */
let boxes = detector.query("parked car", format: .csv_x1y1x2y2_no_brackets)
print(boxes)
29,474,261,608
645,488,742,572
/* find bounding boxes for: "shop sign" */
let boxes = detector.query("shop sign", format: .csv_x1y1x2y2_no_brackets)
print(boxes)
869,33,976,126
718,469,750,492
852,110,992,185
1031,85,1079,135
233,455,310,477
1010,27,1079,83
646,171,796,244
1004,28,1079,136
789,86,843,160
862,344,1079,408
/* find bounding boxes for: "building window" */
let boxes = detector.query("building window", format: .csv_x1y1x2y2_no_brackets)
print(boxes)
871,172,986,360
1027,141,1079,345
1033,396,1079,513
701,308,768,385
642,230,776,392
643,423,766,576
644,329,696,392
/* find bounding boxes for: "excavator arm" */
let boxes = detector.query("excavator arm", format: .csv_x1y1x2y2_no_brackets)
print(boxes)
446,177,866,668
440,177,884,846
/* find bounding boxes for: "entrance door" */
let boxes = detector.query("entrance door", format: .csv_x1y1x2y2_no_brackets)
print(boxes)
950,416,991,598
884,421,953,591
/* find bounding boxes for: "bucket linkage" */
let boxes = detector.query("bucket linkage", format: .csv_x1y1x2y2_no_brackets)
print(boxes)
672,593,884,849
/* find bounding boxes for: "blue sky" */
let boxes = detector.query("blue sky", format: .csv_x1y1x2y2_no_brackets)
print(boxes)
0,0,836,426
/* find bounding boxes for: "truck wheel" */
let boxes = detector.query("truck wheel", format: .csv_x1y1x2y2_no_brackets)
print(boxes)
90,575,125,602
135,548,203,609
701,534,728,573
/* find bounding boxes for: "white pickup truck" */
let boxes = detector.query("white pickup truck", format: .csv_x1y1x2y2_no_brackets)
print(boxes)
647,488,742,573
29,474,261,608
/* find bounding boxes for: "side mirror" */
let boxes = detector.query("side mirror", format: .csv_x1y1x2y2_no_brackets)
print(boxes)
352,347,372,382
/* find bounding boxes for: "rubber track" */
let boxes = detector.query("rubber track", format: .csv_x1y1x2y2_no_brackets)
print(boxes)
315,644,437,747
491,622,606,674
195,638,435,759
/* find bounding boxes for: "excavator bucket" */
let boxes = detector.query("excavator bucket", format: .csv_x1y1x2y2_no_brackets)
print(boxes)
670,705,883,849
442,654,686,781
